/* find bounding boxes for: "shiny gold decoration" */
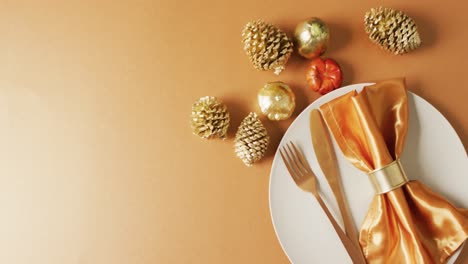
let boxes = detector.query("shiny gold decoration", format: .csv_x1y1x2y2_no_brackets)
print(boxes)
309,109,363,260
242,20,293,75
367,159,409,194
234,112,269,166
257,82,295,121
279,142,366,264
364,7,421,55
294,17,330,59
190,96,230,139
319,78,468,264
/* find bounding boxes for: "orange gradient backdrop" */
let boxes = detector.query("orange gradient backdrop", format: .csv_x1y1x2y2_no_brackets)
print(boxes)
1,1,467,263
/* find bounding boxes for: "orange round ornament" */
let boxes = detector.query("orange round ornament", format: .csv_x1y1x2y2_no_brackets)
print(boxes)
306,57,343,95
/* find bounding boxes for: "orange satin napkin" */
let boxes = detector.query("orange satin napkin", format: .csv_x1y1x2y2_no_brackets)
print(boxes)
319,78,468,264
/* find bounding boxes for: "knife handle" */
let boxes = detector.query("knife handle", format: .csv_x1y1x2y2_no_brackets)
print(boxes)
310,109,367,263
314,193,366,264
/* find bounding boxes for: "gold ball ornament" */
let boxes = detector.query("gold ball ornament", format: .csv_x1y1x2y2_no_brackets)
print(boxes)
294,18,330,59
257,82,295,121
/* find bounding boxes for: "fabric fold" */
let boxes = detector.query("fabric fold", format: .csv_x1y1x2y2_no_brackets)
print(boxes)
319,78,468,264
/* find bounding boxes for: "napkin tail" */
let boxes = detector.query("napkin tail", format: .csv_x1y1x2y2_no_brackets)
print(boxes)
360,180,468,264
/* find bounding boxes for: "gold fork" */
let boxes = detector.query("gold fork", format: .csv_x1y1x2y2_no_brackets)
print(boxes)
279,142,366,264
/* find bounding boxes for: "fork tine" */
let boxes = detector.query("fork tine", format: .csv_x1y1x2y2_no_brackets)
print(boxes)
282,145,303,178
290,142,312,172
285,143,305,175
283,145,302,177
279,148,299,180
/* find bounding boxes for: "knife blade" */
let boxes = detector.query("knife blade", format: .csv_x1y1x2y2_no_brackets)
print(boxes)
310,109,365,261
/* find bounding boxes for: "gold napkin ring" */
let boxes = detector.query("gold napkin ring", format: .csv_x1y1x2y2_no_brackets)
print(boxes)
367,159,409,194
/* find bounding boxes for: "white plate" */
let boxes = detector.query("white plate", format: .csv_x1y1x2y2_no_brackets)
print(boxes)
269,83,467,263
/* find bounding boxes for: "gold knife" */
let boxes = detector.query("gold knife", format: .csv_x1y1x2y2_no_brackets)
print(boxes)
310,109,366,263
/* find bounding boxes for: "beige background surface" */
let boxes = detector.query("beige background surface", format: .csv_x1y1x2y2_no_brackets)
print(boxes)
1,1,467,263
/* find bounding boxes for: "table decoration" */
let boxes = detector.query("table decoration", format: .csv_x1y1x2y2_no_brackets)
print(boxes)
294,17,330,59
257,81,296,121
306,57,343,95
193,7,426,169
190,96,230,139
241,20,293,75
235,112,269,166
364,7,421,55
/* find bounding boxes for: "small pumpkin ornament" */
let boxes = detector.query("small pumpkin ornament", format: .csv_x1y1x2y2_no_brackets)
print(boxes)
306,57,343,95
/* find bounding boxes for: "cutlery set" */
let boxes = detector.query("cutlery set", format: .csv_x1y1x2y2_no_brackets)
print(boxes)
280,109,366,263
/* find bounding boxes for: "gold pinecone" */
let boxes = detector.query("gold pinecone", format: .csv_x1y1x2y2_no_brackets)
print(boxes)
364,7,421,55
191,96,230,139
235,112,269,166
242,20,293,75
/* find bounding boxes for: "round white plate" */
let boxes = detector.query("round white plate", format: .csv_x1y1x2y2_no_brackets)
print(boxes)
269,83,467,263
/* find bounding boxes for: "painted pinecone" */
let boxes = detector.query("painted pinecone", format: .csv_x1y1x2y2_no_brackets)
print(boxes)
242,20,293,75
190,96,230,139
364,7,421,55
235,112,269,166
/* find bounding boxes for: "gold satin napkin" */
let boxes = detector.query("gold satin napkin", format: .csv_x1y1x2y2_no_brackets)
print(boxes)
319,78,468,264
